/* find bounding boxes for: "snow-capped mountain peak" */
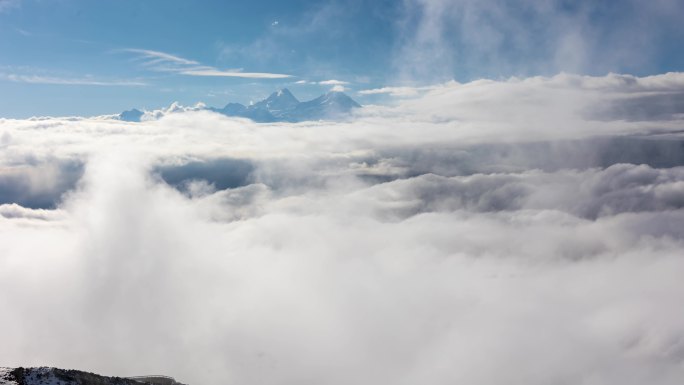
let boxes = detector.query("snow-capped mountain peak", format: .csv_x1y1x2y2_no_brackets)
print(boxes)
117,88,361,122
252,88,300,114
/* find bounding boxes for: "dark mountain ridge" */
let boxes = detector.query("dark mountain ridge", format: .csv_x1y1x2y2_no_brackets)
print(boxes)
0,367,187,385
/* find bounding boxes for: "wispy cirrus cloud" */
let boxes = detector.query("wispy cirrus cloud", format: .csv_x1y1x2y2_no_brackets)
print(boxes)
0,0,20,13
293,79,351,91
292,79,351,86
121,48,292,79
318,79,349,86
320,79,349,91
14,27,31,36
2,73,147,86
179,68,293,79
358,85,436,97
394,0,684,82
125,48,200,67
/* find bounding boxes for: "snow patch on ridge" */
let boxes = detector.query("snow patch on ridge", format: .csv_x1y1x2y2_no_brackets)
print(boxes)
0,368,17,385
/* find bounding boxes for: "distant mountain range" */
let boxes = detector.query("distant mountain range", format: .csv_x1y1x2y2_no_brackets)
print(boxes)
119,88,361,123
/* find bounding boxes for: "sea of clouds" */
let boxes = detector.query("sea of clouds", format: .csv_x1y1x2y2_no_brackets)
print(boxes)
1,73,684,385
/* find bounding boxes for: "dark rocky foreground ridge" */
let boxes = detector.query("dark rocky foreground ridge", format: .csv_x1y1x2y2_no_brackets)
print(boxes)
119,88,361,123
0,368,186,385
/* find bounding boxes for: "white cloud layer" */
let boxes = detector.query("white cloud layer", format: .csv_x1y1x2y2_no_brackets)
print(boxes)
1,72,684,385
137,102,207,121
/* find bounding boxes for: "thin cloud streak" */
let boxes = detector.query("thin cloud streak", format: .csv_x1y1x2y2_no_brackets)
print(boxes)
122,48,292,79
14,27,31,36
0,0,19,13
319,79,349,85
123,48,200,66
2,73,147,86
180,69,291,79
358,85,436,96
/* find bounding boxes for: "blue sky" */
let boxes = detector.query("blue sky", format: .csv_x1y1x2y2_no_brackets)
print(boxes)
1,0,683,117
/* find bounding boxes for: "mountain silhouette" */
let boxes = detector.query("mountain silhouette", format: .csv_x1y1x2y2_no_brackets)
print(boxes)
119,89,361,122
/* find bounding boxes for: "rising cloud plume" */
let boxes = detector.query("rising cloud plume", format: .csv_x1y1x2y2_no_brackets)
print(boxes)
393,0,684,82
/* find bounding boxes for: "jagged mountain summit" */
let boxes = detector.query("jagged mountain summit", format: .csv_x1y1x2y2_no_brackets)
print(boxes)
0,367,187,385
212,88,361,122
119,108,144,122
251,88,301,117
288,90,361,121
119,88,361,123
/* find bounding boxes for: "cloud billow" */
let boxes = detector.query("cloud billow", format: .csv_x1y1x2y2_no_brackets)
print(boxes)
0,72,684,385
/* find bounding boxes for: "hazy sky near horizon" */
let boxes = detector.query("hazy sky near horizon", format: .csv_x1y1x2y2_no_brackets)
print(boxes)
1,0,684,117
